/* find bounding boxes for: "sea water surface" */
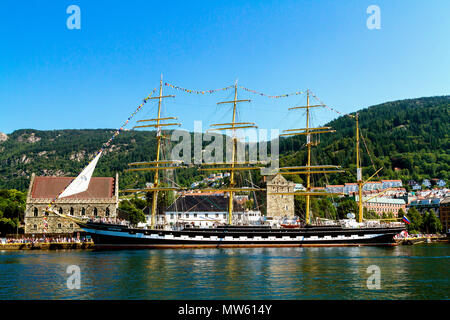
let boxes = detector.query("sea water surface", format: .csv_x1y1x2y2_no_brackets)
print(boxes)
0,244,448,299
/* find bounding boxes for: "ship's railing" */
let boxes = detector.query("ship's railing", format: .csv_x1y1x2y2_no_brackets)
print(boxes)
88,217,130,227
338,219,405,229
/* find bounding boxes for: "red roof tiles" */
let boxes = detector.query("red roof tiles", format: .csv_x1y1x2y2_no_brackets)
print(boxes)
31,176,115,199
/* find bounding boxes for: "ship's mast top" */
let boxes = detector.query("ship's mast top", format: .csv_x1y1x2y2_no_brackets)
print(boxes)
273,89,344,225
200,80,263,225
354,113,384,223
121,75,184,229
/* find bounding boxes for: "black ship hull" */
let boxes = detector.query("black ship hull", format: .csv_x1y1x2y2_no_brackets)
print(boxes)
77,221,405,249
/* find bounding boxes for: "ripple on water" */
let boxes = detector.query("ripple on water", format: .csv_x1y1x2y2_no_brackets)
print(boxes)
0,245,449,299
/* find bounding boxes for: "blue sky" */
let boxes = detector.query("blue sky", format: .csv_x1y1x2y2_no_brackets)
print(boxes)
1,0,449,135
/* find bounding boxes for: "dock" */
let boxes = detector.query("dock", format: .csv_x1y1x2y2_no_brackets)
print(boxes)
0,242,94,250
396,235,448,245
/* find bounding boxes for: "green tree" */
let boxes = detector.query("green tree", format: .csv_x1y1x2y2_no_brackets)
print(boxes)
382,211,394,219
145,187,175,214
364,208,378,219
0,218,16,235
244,199,254,210
130,194,147,210
0,189,26,235
294,196,306,220
119,200,146,225
422,209,442,234
337,198,358,219
406,207,422,234
317,198,337,219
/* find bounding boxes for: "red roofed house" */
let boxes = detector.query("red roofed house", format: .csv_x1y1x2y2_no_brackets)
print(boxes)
25,173,119,235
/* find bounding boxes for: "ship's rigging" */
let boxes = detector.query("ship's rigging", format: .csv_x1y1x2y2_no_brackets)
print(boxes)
121,75,185,229
269,89,345,225
45,78,401,231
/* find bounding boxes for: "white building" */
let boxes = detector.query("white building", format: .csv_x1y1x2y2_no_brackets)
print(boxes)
158,194,262,228
382,180,403,189
344,183,358,195
437,180,446,187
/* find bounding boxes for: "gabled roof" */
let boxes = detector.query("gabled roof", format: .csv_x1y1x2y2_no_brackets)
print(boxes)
30,176,115,199
266,174,288,184
166,195,245,212
358,196,406,205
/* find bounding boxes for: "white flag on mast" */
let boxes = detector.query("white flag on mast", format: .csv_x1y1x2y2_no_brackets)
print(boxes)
58,151,103,199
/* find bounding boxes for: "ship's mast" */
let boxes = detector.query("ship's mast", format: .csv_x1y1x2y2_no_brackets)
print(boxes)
356,113,363,223
354,112,385,222
228,82,239,225
122,75,183,229
151,77,164,227
305,91,311,223
200,80,263,225
274,89,344,225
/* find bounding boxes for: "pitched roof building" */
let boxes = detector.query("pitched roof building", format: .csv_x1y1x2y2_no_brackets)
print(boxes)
25,173,119,235
165,194,245,213
356,196,406,217
161,194,260,227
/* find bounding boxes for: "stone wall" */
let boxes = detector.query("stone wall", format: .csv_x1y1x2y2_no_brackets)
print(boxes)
25,202,117,234
266,174,295,219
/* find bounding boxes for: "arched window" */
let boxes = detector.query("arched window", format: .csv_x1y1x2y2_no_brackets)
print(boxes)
33,224,37,229
105,208,110,217
57,223,62,228
59,207,63,214
33,207,38,217
70,207,74,215
94,207,98,217
81,208,86,216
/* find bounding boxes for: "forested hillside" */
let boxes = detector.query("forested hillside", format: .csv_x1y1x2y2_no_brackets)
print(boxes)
279,95,449,186
0,95,448,192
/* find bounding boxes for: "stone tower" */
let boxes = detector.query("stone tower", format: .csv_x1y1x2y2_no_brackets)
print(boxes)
265,174,295,220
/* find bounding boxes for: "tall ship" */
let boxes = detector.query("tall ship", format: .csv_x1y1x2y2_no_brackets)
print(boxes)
52,78,406,248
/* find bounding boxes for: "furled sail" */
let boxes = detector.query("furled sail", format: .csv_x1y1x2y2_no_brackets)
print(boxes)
58,151,102,198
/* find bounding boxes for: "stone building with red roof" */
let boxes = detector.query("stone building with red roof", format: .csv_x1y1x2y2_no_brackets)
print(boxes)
24,173,119,235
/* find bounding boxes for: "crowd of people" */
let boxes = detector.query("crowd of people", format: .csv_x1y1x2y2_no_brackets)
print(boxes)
0,218,131,244
393,230,445,239
1,236,92,244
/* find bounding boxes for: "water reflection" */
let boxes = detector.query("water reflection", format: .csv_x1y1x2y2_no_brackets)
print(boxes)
0,244,449,300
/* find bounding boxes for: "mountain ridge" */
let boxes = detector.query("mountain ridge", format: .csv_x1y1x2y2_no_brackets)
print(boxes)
1,95,448,191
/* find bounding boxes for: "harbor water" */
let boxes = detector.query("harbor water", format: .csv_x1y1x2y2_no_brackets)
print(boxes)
0,244,448,300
